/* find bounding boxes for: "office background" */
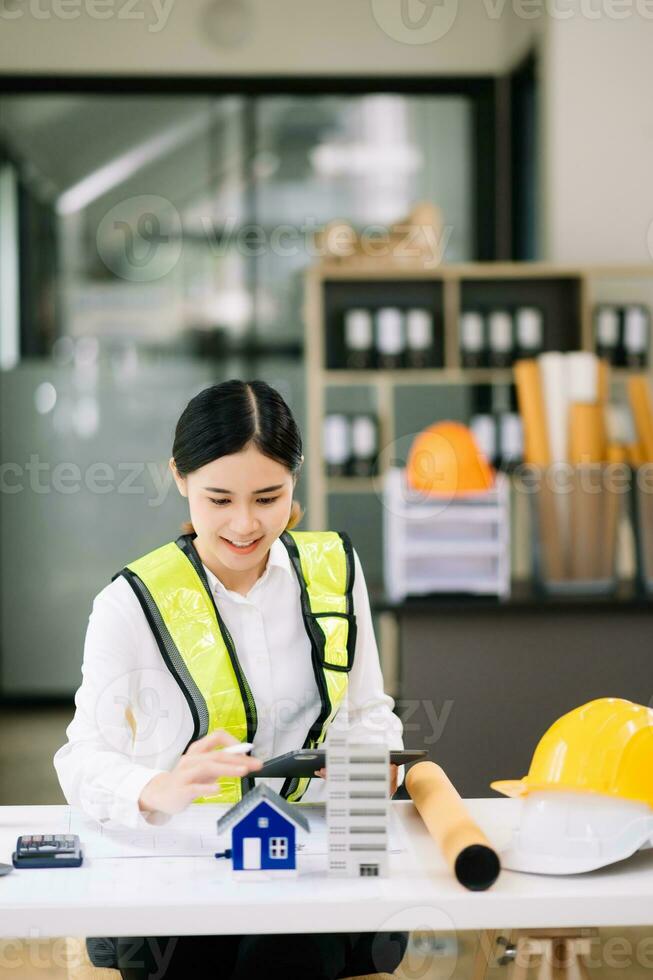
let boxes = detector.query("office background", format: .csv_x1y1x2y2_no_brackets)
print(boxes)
0,0,652,802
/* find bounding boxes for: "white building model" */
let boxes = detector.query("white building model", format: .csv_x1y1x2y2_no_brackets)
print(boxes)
325,707,390,878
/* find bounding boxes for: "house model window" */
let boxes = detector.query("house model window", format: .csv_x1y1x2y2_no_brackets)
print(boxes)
257,817,269,828
269,837,288,859
359,864,379,877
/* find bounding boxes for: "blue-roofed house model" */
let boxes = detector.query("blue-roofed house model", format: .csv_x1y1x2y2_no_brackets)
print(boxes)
216,783,311,877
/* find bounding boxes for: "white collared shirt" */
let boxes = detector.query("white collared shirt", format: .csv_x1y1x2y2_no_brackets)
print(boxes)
53,536,404,828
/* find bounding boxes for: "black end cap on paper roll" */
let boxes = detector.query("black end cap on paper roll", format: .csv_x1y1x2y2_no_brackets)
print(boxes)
454,844,501,891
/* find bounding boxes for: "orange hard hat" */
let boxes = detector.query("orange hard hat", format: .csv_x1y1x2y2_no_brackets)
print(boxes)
406,422,495,496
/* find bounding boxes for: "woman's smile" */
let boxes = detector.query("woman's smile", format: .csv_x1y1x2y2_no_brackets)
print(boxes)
220,535,264,556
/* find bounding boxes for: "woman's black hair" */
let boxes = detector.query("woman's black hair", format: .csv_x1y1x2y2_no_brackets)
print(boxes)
172,379,304,532
173,379,303,476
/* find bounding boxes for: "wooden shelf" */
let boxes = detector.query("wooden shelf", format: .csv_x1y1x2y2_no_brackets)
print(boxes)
326,476,379,494
323,368,514,386
612,368,651,381
313,261,653,282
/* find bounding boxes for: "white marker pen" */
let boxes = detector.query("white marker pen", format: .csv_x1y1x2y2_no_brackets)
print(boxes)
220,742,254,755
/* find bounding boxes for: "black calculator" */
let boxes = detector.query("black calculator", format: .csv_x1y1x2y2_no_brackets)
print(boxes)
12,834,83,869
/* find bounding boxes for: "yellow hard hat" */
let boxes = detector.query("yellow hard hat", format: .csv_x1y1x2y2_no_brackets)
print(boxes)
491,698,653,808
406,422,495,497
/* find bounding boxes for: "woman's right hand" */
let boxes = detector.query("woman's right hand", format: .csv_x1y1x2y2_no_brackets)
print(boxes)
138,729,263,816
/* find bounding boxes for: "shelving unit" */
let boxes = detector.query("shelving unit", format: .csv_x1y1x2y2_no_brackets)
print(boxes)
304,260,653,698
305,261,653,530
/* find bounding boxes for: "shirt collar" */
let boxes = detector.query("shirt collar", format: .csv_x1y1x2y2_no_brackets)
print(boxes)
202,535,293,600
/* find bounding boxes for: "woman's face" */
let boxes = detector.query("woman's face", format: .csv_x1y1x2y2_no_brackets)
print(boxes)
171,443,295,571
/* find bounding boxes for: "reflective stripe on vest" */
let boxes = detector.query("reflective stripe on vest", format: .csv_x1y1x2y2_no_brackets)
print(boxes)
113,530,356,805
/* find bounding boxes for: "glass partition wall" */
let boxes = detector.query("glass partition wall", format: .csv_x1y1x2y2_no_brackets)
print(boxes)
0,86,483,695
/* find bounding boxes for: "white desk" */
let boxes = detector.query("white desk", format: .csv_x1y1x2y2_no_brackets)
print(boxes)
1,800,653,938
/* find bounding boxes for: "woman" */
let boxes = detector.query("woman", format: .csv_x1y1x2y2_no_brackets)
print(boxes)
54,379,407,980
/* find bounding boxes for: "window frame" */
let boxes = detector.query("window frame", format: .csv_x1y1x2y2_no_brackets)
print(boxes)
0,73,501,262
269,836,288,860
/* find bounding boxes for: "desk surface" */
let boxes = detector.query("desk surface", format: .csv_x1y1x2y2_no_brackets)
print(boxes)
1,800,653,938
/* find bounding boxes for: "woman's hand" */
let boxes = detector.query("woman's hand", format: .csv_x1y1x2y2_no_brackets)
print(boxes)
314,763,399,797
138,729,262,816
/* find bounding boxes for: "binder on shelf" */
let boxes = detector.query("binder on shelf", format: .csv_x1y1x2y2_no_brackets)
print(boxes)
487,310,514,368
498,412,524,471
375,307,405,370
623,305,650,369
405,308,435,369
350,414,379,477
323,414,351,477
515,307,544,360
344,308,374,370
470,384,497,467
460,311,485,368
470,413,497,468
594,306,620,365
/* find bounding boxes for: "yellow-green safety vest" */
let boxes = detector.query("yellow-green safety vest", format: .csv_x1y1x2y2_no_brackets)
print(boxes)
113,530,357,805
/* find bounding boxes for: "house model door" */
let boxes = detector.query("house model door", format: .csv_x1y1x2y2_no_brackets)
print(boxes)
243,837,262,870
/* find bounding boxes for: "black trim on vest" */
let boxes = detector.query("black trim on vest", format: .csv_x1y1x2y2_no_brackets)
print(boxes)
174,534,259,795
278,530,356,801
337,531,358,667
115,567,203,754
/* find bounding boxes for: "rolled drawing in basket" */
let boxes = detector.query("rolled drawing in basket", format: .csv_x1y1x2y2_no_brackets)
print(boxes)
568,402,607,582
405,761,500,892
628,375,653,463
514,359,564,582
538,352,570,580
599,368,622,580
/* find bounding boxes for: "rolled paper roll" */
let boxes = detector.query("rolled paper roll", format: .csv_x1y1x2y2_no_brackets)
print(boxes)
568,403,607,464
600,460,627,579
536,469,567,583
626,443,645,468
628,376,653,462
566,351,599,403
606,443,627,464
569,464,599,581
538,352,568,464
597,359,610,404
605,404,633,445
568,399,608,580
406,761,500,891
514,359,551,466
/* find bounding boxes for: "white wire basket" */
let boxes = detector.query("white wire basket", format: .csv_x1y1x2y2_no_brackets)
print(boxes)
383,468,511,601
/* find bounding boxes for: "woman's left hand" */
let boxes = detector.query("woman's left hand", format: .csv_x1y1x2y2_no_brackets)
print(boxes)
314,763,398,797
